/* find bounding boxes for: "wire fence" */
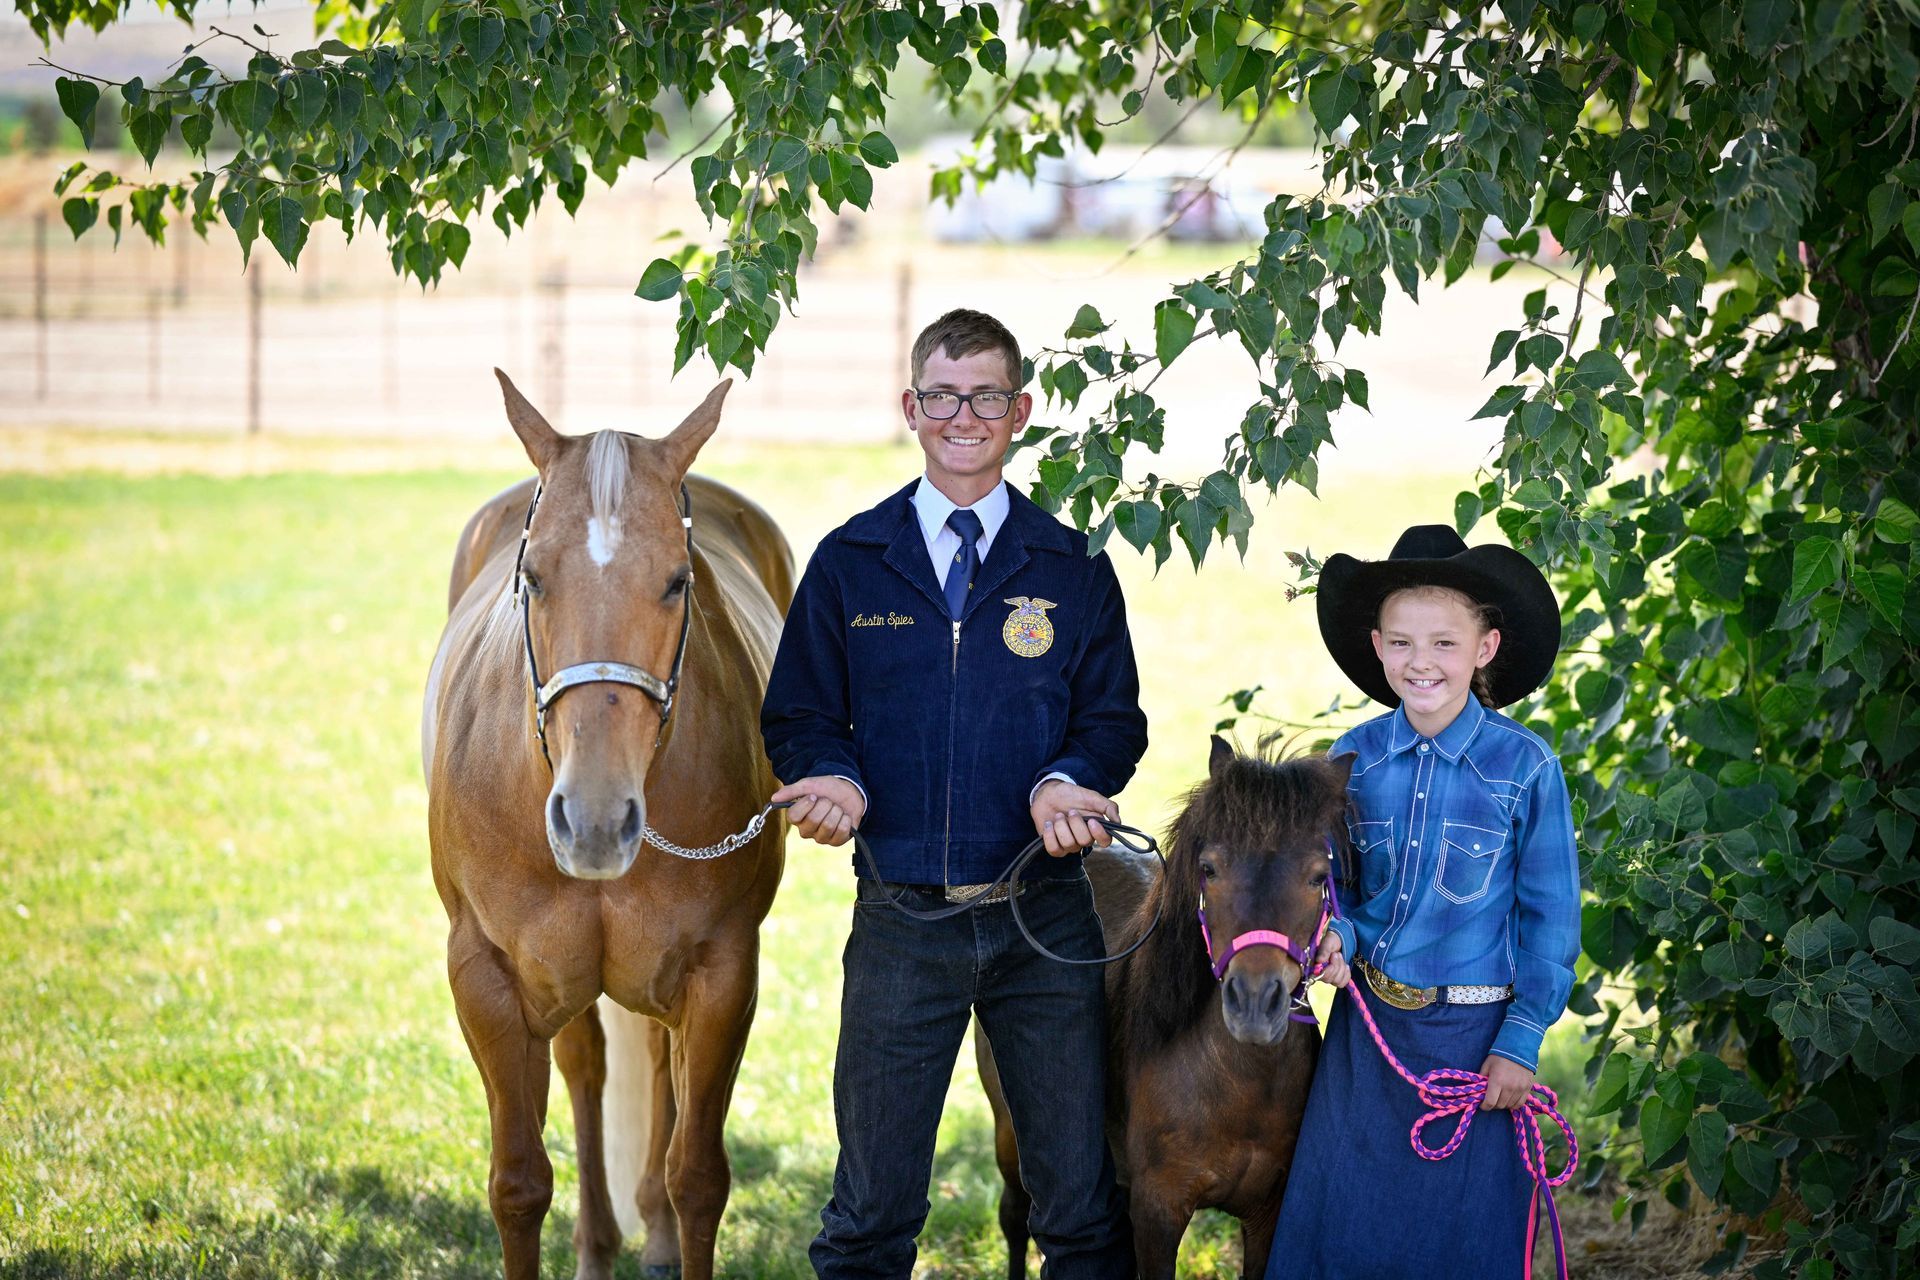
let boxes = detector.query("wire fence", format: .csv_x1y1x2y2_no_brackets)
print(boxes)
0,168,919,443
0,150,1533,485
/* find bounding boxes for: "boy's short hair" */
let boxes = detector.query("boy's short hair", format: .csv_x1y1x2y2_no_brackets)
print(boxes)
910,309,1024,389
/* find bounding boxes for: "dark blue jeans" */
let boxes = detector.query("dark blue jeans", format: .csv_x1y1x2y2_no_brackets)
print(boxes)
810,874,1134,1279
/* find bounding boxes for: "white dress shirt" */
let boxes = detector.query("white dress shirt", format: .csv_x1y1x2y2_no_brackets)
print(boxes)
910,475,1011,588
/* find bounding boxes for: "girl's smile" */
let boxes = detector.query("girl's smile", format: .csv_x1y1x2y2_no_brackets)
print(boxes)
1371,589,1501,737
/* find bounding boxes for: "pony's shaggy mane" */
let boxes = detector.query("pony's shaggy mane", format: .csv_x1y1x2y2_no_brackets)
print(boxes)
1111,748,1351,1060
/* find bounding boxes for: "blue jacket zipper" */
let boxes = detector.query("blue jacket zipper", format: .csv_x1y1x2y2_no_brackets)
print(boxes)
943,616,960,886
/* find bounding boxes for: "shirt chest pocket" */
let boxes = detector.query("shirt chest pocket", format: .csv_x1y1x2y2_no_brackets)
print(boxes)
1345,818,1395,898
1435,820,1508,904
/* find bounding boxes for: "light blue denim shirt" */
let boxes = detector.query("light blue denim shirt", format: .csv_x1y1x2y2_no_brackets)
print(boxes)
1323,696,1581,1071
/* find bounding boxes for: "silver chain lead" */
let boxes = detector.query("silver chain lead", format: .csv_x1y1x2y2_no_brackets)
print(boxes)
642,802,777,861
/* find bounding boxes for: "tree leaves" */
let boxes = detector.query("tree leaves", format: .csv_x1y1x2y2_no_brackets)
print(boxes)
1785,912,1859,963
260,196,309,268
1639,1092,1689,1163
1857,563,1907,627
54,77,100,147
60,197,98,239
129,104,170,166
219,80,276,135
1114,501,1161,553
1153,300,1196,367
1307,66,1362,134
636,258,682,301
1791,534,1843,599
1066,304,1109,339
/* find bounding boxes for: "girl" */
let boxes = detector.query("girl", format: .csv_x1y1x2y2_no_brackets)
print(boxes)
1273,523,1581,1278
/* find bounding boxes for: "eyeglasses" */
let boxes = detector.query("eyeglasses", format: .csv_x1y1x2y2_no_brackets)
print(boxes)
913,389,1016,421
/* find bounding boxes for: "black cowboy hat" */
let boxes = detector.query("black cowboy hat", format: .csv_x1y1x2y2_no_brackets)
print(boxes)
1316,524,1561,709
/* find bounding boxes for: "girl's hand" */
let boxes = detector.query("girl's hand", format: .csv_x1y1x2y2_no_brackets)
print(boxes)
1312,930,1349,989
1479,1055,1536,1110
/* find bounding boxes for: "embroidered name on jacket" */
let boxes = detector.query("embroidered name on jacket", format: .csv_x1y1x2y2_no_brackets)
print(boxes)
850,612,916,628
1002,597,1057,657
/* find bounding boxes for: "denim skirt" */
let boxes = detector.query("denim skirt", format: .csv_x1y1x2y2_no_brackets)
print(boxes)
1265,990,1538,1280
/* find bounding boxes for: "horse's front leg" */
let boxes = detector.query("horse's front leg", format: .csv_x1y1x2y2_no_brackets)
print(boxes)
1238,1196,1282,1280
634,1015,681,1275
554,1005,623,1280
1126,1177,1195,1280
448,923,556,1280
665,944,759,1280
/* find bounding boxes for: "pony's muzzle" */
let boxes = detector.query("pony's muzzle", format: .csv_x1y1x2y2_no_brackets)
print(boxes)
546,786,645,879
1220,962,1299,1046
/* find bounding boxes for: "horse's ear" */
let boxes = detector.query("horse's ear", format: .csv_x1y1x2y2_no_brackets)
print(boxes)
662,379,732,475
1326,750,1358,788
1208,734,1235,779
496,369,561,472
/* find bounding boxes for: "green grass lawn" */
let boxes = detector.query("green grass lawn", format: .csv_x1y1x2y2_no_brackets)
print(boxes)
0,442,1590,1277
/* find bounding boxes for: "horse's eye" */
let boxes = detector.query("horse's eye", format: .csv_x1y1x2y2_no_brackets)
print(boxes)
664,568,691,601
1199,861,1217,881
520,571,543,597
1312,872,1329,888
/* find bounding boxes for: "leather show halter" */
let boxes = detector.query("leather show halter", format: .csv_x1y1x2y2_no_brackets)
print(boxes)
514,478,695,772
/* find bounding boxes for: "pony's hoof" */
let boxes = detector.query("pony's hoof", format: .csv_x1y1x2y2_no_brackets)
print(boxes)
640,1267,683,1280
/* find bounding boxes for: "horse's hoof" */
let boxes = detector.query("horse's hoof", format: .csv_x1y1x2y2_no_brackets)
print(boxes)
640,1267,683,1280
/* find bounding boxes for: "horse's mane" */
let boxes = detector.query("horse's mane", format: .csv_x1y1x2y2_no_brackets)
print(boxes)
1112,748,1351,1058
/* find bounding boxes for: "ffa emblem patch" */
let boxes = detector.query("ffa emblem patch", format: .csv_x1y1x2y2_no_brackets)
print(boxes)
1001,597,1057,658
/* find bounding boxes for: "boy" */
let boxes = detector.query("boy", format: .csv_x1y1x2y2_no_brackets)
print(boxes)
761,308,1144,1278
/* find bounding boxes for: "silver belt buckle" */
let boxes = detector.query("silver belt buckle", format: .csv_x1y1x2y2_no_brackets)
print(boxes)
944,881,1012,904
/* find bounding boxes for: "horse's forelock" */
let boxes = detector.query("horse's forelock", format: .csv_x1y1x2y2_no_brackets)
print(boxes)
1167,751,1346,873
585,430,631,529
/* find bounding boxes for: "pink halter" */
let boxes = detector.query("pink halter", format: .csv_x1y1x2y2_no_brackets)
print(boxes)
1196,843,1335,1025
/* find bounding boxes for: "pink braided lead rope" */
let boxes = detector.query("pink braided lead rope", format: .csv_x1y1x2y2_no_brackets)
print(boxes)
1325,868,1578,1280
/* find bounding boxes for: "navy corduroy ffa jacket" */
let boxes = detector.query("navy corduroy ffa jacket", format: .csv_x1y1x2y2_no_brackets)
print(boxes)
760,479,1148,885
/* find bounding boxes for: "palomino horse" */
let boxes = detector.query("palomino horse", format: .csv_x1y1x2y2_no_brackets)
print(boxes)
422,371,791,1280
985,738,1350,1278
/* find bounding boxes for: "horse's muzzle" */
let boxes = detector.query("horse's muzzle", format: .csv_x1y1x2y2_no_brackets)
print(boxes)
546,785,645,879
1220,967,1297,1046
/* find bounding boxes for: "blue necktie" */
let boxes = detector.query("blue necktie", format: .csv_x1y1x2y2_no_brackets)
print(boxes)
944,508,984,621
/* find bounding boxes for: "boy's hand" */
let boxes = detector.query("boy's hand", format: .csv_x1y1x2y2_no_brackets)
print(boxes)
1479,1055,1537,1110
771,777,866,847
1311,930,1349,988
1030,780,1117,856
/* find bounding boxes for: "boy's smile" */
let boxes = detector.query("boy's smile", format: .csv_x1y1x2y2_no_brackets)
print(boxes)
1371,590,1501,737
903,349,1031,506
